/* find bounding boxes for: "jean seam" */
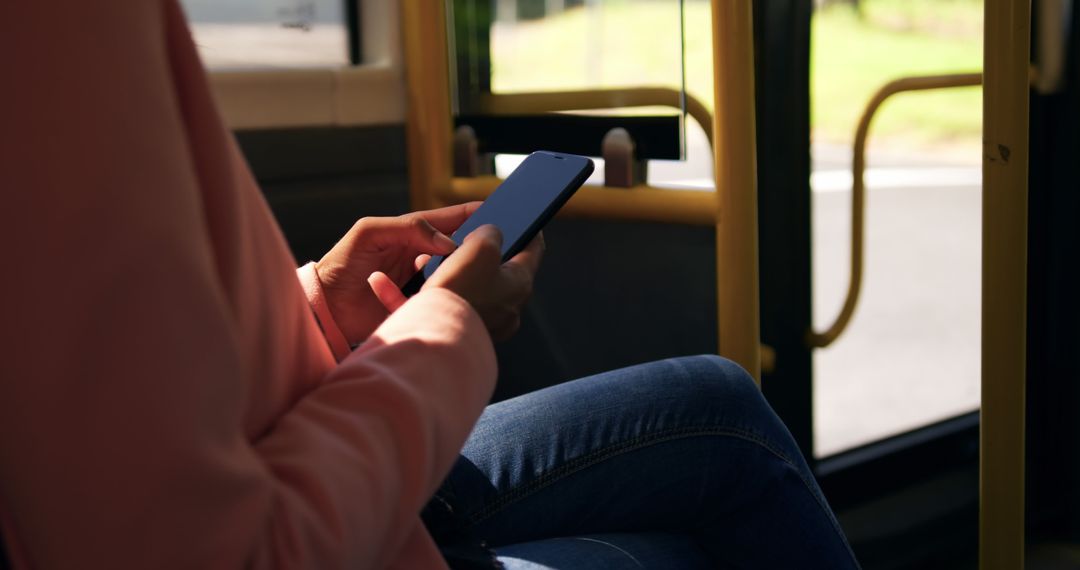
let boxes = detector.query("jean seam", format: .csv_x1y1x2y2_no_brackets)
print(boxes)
468,425,809,524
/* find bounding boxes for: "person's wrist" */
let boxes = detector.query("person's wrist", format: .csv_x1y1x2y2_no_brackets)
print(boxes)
300,261,352,360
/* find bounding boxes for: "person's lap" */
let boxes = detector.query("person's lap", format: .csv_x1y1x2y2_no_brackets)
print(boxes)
423,355,859,569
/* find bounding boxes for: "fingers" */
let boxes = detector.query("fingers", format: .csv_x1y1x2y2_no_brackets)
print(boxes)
368,271,407,313
466,224,504,248
352,216,457,256
460,224,504,268
417,225,537,342
431,224,503,281
405,217,458,255
414,253,432,271
413,201,483,234
349,203,483,259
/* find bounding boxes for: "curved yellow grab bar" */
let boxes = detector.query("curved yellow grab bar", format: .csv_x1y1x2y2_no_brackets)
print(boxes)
807,72,982,349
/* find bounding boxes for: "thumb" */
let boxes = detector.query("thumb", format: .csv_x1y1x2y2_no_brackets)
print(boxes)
426,225,503,286
408,217,458,255
462,224,504,252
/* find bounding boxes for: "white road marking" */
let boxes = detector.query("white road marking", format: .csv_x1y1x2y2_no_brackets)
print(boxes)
496,155,982,193
652,167,982,193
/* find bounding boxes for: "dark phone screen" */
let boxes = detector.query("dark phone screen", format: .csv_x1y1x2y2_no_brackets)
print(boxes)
422,151,593,278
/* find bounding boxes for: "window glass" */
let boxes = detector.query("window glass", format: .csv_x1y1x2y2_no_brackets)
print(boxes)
811,0,983,456
486,0,684,97
179,0,348,68
471,0,691,176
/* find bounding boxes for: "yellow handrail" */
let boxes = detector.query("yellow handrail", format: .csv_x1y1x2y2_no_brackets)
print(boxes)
981,0,1030,567
808,73,982,349
443,177,717,225
402,1,761,382
401,0,452,211
711,0,760,381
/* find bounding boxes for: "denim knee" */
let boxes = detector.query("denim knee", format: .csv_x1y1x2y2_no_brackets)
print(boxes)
665,355,795,449
687,354,757,393
670,355,763,407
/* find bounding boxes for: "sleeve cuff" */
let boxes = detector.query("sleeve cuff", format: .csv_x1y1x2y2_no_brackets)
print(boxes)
297,262,352,362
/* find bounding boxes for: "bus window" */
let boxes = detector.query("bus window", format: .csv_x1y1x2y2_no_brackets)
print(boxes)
179,0,350,68
809,0,983,456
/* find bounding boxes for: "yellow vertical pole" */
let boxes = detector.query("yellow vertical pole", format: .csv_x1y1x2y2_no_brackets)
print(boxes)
981,0,1029,567
401,0,453,211
710,0,761,382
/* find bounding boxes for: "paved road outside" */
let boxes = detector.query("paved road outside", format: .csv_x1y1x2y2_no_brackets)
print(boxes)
810,142,980,456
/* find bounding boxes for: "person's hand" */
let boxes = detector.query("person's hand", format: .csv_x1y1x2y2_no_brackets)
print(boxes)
315,202,481,344
368,225,544,342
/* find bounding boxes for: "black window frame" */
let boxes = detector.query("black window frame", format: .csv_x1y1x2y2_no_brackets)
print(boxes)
446,0,685,161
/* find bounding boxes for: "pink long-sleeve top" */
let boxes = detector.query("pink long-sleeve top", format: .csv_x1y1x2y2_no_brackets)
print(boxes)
0,2,496,568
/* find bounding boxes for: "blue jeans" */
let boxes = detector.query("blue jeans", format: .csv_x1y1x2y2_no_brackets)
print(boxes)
423,356,859,569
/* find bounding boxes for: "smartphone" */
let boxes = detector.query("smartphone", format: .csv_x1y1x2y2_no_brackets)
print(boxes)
402,151,594,296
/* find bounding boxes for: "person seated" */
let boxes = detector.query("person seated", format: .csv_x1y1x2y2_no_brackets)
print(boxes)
0,1,858,568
